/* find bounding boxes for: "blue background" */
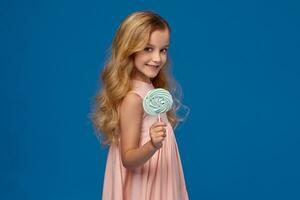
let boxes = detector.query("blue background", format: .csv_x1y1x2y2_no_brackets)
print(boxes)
1,0,300,199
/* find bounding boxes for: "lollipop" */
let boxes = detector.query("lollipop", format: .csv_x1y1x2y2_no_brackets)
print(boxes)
143,88,173,121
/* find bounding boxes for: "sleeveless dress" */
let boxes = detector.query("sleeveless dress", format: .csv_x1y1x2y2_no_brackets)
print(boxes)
102,79,189,200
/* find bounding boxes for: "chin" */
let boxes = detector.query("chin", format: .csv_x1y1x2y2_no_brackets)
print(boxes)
148,73,159,79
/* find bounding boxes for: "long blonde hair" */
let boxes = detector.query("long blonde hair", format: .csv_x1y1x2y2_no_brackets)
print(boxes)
91,11,188,145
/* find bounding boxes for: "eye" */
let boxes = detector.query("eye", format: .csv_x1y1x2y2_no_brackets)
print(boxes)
160,48,168,54
144,47,153,52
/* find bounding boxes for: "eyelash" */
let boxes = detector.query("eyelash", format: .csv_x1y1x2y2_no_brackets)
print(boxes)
144,47,168,54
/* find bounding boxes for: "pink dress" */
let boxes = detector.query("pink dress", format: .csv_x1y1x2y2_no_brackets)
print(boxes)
102,80,189,200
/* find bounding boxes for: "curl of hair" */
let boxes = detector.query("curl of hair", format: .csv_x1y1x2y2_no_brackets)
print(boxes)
90,11,189,145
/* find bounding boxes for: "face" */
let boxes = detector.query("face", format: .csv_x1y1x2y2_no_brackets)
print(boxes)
132,29,170,83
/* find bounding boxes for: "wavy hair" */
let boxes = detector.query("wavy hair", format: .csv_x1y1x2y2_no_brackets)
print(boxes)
90,11,189,145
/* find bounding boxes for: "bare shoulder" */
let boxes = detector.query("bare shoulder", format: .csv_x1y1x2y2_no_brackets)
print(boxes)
121,93,143,109
120,92,143,114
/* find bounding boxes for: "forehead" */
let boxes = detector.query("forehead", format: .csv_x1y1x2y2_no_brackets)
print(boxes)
148,29,169,47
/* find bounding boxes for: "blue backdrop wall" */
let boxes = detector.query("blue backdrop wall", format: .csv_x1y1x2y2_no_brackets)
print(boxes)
1,0,300,199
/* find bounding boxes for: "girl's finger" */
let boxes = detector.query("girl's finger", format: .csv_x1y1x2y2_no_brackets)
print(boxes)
153,122,166,127
153,126,162,132
157,136,165,142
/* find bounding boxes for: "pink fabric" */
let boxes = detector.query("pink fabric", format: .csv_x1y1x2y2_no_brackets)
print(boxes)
102,80,189,200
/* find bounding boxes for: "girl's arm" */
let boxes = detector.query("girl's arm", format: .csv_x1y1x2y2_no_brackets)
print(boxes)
119,93,158,169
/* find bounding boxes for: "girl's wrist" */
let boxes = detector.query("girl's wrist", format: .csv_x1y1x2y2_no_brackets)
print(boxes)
150,138,158,150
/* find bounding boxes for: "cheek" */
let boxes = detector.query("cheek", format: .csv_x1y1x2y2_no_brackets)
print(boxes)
134,53,148,64
162,54,168,63
133,55,142,66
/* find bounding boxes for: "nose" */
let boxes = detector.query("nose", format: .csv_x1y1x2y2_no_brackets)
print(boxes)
152,51,162,63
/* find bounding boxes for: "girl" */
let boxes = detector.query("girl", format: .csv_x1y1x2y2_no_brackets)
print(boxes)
91,11,189,200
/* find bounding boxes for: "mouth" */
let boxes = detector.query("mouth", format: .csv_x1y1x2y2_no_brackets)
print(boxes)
146,64,159,69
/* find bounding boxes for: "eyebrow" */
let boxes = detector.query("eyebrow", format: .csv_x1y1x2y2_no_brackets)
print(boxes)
147,43,169,48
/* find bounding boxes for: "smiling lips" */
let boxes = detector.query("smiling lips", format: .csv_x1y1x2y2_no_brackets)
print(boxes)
146,64,159,68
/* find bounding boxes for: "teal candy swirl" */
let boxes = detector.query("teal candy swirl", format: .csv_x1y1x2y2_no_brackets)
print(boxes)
143,88,173,115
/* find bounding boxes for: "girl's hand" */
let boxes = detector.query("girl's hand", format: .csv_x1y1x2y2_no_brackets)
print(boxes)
149,121,167,149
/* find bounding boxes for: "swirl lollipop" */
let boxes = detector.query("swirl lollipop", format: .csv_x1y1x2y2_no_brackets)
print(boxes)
143,88,173,121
